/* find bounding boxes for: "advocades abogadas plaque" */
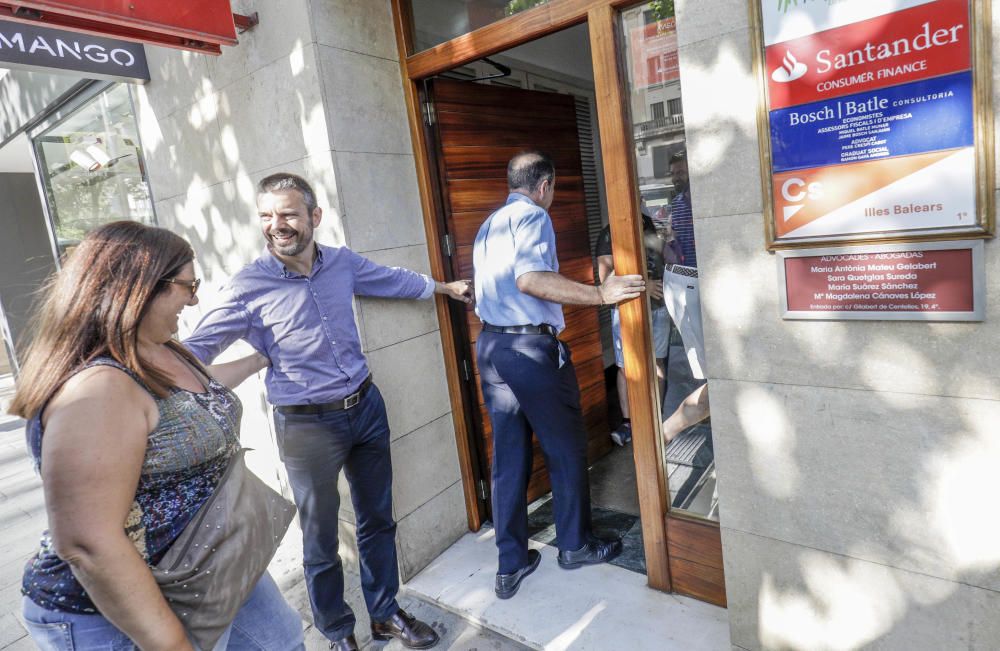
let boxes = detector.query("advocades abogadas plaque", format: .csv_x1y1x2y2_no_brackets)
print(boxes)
777,240,984,321
752,0,993,246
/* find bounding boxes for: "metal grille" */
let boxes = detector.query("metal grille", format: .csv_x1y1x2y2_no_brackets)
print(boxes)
665,423,712,468
575,95,612,342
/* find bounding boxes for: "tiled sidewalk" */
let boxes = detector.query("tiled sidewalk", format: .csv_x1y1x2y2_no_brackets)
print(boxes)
0,374,524,651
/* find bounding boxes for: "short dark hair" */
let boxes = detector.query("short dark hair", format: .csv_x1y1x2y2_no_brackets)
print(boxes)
257,172,318,214
507,151,555,193
669,150,687,165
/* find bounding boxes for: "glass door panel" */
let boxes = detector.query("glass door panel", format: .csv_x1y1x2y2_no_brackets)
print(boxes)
617,1,717,522
408,0,552,52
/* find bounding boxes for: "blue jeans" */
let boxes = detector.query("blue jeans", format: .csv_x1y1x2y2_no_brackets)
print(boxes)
22,572,304,650
272,385,400,642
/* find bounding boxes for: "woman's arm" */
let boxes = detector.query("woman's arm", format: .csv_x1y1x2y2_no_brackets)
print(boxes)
205,350,270,389
41,366,193,651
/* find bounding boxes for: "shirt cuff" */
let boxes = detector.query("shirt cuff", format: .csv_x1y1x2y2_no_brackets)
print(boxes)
419,274,436,300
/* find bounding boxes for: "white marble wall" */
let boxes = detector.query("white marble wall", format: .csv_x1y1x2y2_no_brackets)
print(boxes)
136,0,465,582
675,0,1000,648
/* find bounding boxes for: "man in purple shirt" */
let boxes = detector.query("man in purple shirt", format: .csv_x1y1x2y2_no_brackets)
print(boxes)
185,172,471,651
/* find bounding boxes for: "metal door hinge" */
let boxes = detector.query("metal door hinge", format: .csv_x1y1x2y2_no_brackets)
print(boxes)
476,479,490,501
442,233,454,257
461,358,473,382
422,100,436,126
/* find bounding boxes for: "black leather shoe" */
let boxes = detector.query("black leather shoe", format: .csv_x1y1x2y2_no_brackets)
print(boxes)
557,536,623,569
495,548,541,599
371,608,439,649
330,634,359,651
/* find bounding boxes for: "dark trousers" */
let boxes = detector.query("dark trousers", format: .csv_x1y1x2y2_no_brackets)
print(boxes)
477,330,592,574
273,385,399,641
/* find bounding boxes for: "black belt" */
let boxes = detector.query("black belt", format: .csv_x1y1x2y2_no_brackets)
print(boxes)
666,264,698,278
482,322,558,336
276,375,373,414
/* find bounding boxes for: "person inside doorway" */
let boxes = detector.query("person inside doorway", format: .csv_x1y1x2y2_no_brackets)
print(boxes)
185,173,473,651
595,205,678,445
661,151,710,443
473,151,646,600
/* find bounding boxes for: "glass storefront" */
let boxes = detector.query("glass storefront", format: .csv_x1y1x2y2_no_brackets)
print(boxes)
618,2,718,522
408,0,551,52
32,84,154,256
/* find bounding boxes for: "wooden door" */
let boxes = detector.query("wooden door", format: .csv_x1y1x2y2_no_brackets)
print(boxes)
426,78,611,510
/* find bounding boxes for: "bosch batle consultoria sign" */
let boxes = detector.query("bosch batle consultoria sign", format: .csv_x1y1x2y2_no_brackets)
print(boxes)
751,0,990,321
0,18,149,83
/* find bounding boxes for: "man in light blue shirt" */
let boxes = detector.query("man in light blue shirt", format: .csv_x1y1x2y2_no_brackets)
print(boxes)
473,151,645,600
473,194,565,332
186,172,471,651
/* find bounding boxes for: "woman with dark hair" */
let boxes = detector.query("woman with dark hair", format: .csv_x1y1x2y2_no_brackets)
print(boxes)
9,221,304,650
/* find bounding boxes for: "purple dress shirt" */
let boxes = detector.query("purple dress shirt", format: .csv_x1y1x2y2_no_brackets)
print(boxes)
185,244,434,406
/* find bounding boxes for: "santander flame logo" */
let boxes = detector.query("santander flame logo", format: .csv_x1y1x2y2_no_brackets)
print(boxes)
771,50,808,83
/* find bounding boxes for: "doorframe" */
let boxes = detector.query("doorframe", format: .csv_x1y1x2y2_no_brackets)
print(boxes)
389,0,719,599
418,76,495,527
391,0,488,531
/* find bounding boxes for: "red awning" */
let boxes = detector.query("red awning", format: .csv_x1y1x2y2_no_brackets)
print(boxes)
0,1,239,55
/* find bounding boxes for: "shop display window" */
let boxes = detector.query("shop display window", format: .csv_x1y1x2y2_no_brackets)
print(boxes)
32,84,154,256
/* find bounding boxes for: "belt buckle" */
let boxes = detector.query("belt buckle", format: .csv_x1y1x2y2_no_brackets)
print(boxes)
344,391,361,409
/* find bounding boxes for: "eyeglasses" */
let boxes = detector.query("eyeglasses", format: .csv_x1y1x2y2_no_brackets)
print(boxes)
162,277,201,297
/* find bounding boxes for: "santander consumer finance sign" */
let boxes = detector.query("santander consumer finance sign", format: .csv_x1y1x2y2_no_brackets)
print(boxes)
765,0,970,109
760,0,977,243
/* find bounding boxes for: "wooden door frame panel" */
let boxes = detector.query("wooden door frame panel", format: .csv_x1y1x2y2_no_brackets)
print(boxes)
587,3,670,593
391,1,485,530
421,78,496,527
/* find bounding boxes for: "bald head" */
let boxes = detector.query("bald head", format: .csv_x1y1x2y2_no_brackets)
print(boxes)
507,151,555,194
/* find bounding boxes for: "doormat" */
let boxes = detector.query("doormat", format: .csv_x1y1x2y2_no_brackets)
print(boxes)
664,421,713,468
524,496,647,575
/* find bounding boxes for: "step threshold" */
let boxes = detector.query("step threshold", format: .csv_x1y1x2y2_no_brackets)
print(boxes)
403,529,731,651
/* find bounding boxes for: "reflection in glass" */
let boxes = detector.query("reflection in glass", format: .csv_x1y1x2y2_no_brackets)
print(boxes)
619,2,718,521
32,84,154,256
409,0,551,52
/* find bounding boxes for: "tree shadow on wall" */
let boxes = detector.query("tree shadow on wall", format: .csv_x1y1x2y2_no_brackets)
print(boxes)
680,27,1000,651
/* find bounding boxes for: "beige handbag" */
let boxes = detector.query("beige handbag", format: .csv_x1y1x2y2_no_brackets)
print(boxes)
152,448,296,650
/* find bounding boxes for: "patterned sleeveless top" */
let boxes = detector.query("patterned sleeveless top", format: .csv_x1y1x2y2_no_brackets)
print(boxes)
22,355,242,614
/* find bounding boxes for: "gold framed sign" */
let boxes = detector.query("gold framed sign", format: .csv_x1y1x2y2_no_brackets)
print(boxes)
750,0,994,248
